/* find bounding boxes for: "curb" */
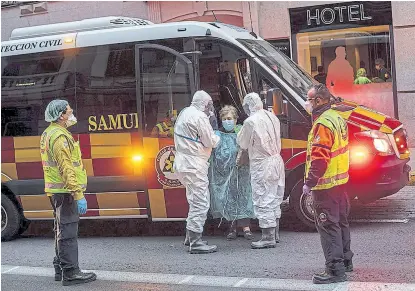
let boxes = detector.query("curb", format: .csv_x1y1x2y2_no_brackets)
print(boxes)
409,171,415,186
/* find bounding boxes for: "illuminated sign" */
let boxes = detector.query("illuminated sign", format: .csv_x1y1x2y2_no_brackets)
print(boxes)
289,1,392,34
88,113,139,132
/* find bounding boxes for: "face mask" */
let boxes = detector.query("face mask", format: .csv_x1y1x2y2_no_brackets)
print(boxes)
222,119,235,132
65,114,77,127
305,101,313,114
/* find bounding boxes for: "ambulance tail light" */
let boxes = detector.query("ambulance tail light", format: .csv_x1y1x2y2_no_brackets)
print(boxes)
354,130,394,156
393,128,410,156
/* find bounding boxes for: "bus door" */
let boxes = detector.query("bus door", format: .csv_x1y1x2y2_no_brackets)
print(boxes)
135,44,195,221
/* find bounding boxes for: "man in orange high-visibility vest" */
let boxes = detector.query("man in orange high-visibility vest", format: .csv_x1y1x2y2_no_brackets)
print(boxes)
303,84,353,284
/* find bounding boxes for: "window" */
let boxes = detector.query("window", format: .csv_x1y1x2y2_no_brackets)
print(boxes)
197,39,250,124
296,25,394,117
1,51,75,137
255,66,310,140
75,45,137,134
139,40,193,138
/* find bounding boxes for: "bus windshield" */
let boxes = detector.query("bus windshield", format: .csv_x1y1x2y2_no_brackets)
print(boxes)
238,39,317,100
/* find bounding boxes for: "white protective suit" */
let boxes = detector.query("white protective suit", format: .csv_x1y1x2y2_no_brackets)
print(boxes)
174,91,220,233
237,93,285,229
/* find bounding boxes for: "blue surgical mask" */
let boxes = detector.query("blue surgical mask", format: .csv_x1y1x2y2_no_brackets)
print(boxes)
222,119,235,132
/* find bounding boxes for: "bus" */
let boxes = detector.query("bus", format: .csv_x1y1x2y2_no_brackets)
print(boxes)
1,16,411,240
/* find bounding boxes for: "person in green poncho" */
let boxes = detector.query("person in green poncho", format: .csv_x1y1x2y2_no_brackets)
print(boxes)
354,68,372,85
208,105,255,241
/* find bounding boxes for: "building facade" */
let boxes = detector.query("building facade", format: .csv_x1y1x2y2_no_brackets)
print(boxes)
1,1,414,145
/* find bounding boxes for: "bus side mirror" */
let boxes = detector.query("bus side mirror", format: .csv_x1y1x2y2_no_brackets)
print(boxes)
266,88,287,116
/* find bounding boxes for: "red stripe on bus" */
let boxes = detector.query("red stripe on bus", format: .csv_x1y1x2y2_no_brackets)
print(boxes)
92,158,134,176
164,188,188,218
85,193,99,209
78,134,91,159
285,151,307,170
16,162,43,179
137,192,148,209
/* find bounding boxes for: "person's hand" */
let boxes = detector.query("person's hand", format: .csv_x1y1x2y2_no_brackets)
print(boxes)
214,130,220,137
302,184,312,196
77,197,88,215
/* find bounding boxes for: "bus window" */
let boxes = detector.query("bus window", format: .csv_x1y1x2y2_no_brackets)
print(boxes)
1,52,75,137
139,47,191,138
197,40,248,124
75,45,137,134
255,67,310,140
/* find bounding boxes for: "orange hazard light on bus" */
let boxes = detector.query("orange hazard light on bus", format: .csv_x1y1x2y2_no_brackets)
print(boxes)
132,155,143,162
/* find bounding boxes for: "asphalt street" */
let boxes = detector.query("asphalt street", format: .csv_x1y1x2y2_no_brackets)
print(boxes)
2,187,415,291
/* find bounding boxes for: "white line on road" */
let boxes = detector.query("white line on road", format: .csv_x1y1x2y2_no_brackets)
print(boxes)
2,265,415,291
350,219,410,223
178,275,194,284
233,277,249,287
1,266,20,274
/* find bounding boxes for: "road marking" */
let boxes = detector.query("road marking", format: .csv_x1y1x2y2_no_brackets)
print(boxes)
350,219,409,223
1,266,19,274
178,275,194,284
3,265,415,291
233,278,248,287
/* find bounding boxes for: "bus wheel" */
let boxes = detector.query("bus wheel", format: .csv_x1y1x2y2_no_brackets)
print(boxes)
289,180,316,230
1,193,21,241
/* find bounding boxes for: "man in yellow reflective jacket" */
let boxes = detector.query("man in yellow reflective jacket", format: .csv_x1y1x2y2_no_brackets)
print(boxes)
40,100,96,286
151,111,175,138
303,84,353,284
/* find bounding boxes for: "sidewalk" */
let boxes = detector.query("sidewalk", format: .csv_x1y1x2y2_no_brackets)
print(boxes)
408,148,414,185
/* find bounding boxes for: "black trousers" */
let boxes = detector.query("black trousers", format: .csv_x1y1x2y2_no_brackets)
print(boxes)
312,184,353,275
49,194,80,274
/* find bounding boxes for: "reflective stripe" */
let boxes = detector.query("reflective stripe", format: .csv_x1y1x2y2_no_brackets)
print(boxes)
45,182,65,189
42,161,82,167
174,132,202,144
317,172,349,186
330,145,349,158
45,183,87,190
42,161,57,167
73,161,81,167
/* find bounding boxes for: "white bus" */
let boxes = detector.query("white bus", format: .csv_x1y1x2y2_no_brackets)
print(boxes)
1,17,410,240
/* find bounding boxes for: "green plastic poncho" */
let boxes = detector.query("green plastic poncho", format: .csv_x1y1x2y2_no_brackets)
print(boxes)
208,125,255,222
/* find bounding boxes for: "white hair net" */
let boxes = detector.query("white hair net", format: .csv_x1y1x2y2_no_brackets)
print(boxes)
242,93,263,116
191,90,213,114
45,99,69,122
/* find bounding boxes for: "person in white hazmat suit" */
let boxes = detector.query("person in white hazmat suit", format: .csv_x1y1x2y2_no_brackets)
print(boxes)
173,90,220,254
236,92,285,249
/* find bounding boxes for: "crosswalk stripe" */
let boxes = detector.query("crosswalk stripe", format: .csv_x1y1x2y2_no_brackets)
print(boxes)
2,265,415,291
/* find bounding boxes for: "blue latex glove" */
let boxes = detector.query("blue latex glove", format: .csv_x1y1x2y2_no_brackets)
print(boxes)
302,184,312,196
77,197,87,215
214,130,221,137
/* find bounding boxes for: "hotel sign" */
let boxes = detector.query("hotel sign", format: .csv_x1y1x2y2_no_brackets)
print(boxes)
289,1,392,34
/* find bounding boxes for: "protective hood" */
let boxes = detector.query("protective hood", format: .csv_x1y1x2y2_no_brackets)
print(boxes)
191,90,213,113
243,93,263,116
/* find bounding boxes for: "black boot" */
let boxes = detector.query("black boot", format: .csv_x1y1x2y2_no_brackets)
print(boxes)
312,270,347,284
54,266,62,281
344,259,353,272
62,269,97,286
